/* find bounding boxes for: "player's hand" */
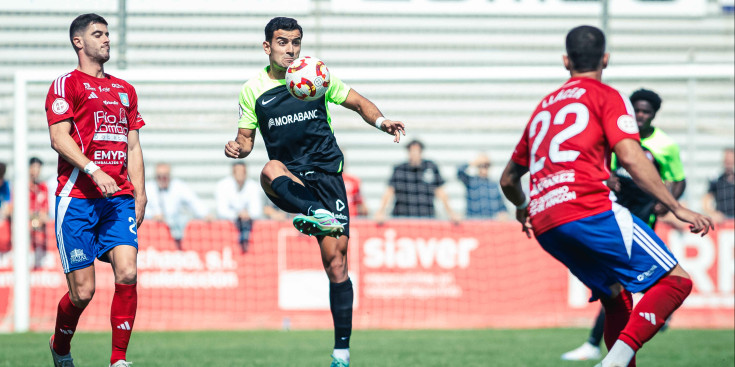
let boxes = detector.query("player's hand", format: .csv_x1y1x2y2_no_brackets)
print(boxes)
379,119,406,143
671,206,714,236
134,195,147,228
91,170,120,197
224,140,241,158
515,208,533,238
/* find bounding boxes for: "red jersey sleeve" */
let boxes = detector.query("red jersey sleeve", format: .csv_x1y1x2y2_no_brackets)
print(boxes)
510,117,532,167
601,88,639,149
125,84,146,130
45,74,77,126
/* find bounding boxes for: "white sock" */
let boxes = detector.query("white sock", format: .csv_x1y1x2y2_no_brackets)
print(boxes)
332,348,350,362
601,340,635,367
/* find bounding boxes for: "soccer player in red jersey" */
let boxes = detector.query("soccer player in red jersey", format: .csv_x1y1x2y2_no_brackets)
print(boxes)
45,13,146,367
500,25,713,367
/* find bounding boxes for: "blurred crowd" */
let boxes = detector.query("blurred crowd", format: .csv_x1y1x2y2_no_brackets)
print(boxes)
0,145,732,254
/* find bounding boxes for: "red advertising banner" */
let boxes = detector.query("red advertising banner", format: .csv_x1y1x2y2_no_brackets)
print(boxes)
0,219,732,332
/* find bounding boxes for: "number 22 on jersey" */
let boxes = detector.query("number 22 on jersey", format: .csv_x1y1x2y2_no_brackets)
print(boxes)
528,103,589,175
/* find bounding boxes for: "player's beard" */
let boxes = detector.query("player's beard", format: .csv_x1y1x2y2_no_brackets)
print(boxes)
86,46,110,65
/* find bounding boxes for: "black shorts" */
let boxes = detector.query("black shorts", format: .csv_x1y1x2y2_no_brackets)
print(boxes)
266,170,351,237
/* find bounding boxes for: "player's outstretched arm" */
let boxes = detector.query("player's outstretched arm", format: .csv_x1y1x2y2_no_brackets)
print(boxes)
225,128,256,159
614,138,714,235
49,119,120,196
341,89,406,143
500,160,532,238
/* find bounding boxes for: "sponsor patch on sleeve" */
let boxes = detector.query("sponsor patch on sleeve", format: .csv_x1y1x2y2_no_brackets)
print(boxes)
52,98,69,115
617,114,638,134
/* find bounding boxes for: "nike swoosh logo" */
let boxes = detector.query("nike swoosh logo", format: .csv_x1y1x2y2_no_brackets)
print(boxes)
262,96,276,105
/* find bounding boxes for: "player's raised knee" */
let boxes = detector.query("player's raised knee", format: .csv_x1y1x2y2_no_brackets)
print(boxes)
261,160,288,180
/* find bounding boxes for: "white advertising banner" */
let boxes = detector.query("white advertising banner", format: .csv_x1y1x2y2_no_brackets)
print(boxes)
2,0,312,14
330,0,707,17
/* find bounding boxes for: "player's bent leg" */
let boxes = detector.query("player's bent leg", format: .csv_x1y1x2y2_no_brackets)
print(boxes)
599,288,635,367
600,266,692,367
107,245,139,366
319,236,352,366
50,266,95,367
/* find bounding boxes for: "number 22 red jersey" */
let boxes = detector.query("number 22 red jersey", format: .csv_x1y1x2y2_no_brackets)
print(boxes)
511,77,639,235
45,69,145,199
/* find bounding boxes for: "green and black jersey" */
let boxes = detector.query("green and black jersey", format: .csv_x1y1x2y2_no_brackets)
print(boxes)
611,127,686,226
238,66,351,173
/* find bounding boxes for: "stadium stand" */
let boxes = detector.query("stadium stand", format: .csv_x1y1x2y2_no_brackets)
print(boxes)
0,5,732,217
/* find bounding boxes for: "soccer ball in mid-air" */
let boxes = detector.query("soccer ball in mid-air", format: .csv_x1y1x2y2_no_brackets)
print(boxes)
285,56,330,101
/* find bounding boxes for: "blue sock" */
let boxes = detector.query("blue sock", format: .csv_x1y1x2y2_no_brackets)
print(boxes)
330,278,353,349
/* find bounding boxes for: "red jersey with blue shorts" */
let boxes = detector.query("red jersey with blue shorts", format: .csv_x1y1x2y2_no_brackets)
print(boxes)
45,70,144,273
45,69,145,198
512,77,678,301
511,77,639,235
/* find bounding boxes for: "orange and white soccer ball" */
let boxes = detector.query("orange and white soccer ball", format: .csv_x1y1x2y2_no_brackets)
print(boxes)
285,56,330,101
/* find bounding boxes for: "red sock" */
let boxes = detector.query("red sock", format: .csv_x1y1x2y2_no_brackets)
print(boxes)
619,275,693,352
52,292,85,355
110,283,137,364
601,290,636,367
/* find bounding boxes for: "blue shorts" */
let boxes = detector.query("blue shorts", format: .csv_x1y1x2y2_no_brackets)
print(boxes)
536,204,677,301
55,195,139,274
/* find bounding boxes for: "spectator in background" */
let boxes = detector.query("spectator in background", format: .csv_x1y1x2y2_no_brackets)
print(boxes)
375,140,459,223
29,157,50,268
145,163,210,249
703,148,734,222
0,162,10,220
458,152,508,220
215,162,264,253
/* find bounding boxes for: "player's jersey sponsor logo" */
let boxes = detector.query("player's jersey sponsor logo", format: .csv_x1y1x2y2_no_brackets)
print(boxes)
111,83,124,89
103,100,119,105
541,87,587,108
83,82,95,91
530,169,575,196
93,108,129,142
70,249,88,263
98,86,110,92
529,185,577,216
617,114,638,134
267,109,318,129
119,92,129,107
88,92,98,99
93,150,127,164
262,96,277,105
52,98,69,115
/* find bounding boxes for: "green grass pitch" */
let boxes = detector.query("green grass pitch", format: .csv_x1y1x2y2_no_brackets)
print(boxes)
1,328,732,366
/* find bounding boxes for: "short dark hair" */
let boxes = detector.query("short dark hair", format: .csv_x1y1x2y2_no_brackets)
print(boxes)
69,13,108,52
407,140,424,150
29,157,42,166
264,17,302,42
565,25,606,73
630,88,662,112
